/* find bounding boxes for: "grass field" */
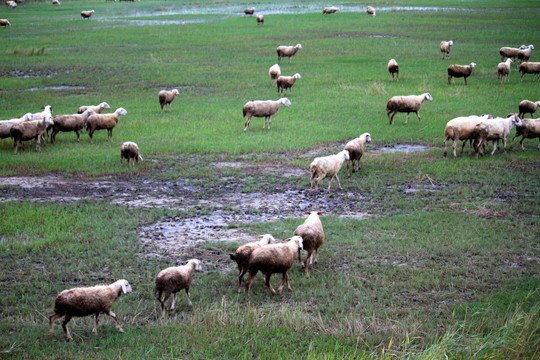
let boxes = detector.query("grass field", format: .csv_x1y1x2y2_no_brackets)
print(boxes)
0,1,539,359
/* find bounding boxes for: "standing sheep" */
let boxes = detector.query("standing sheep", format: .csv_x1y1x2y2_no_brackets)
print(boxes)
158,89,179,113
78,102,110,114
293,211,324,277
244,236,303,301
256,14,264,25
155,259,203,316
344,132,371,176
242,98,291,132
474,114,522,156
268,64,281,86
447,62,476,85
498,58,513,84
518,62,540,82
52,0,60,5
81,10,94,19
366,6,376,16
244,7,254,15
499,45,527,62
440,40,453,60
0,113,33,139
48,279,132,341
509,118,540,150
51,108,96,143
230,234,274,292
309,150,350,194
10,118,51,154
518,100,540,118
31,105,54,141
120,141,143,166
443,114,492,158
276,44,302,65
0,19,11,27
517,45,534,64
86,107,127,143
276,73,301,95
387,59,399,81
386,93,433,125
322,7,338,14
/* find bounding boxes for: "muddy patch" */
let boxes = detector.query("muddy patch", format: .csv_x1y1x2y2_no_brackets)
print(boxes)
373,144,435,153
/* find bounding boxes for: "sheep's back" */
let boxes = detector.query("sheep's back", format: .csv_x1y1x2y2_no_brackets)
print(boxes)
243,101,278,116
344,139,365,160
54,286,115,316
294,224,323,251
248,245,295,272
156,267,191,292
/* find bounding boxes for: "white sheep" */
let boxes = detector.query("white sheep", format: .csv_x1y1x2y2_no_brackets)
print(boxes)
242,98,291,132
244,7,254,15
293,211,324,277
120,141,143,166
78,102,111,114
344,132,371,176
229,234,274,292
52,0,60,5
474,114,522,156
276,73,301,95
244,236,303,301
256,14,264,25
86,107,127,143
268,64,281,86
309,149,350,194
8,1,16,8
31,105,53,141
443,114,492,158
276,44,302,65
81,10,94,19
0,112,33,139
51,108,96,143
518,100,540,118
517,45,534,64
498,58,513,84
48,279,132,341
323,7,338,14
447,62,476,85
518,62,540,82
440,40,453,60
387,59,399,81
155,259,203,316
158,89,179,113
0,19,11,27
499,45,527,62
386,93,433,125
366,6,376,16
509,117,540,150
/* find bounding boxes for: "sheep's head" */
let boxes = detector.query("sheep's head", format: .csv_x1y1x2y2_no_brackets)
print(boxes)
510,114,522,127
258,234,275,244
43,105,53,113
83,108,97,116
116,279,132,294
295,44,302,49
340,149,350,161
116,107,128,116
480,114,493,119
507,59,514,64
293,73,302,79
448,40,453,47
99,102,111,109
279,98,291,107
535,101,540,106
470,62,477,69
22,113,33,121
528,45,534,50
361,132,372,143
287,236,303,250
172,89,179,95
424,93,433,102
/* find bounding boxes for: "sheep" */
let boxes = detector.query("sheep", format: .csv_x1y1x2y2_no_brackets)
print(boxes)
10,118,52,154
48,279,132,341
518,100,540,118
256,14,263,25
518,62,540,82
120,141,143,166
517,45,534,64
244,7,254,15
52,0,60,4
81,10,94,19
268,64,281,86
229,234,274,292
498,58,513,84
276,44,302,65
0,19,11,27
5,1,14,7
155,259,202,316
509,117,540,150
0,113,33,139
448,62,476,85
293,211,324,277
366,6,376,16
8,1,16,8
443,114,492,158
387,58,399,81
386,93,433,125
344,132,371,177
309,150,350,194
244,236,303,302
158,89,179,113
276,73,301,95
440,40,453,60
51,108,96,143
26,105,53,143
86,107,127,144
474,114,522,156
499,45,527,62
242,98,291,132
78,102,111,114
322,7,338,14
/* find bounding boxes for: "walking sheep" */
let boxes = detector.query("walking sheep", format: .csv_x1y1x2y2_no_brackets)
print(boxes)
499,45,527,62
86,107,127,143
386,93,433,125
344,132,371,176
244,236,303,301
293,211,324,277
443,114,492,158
242,98,291,132
517,45,534,64
518,62,540,82
498,58,513,84
276,44,302,65
447,62,476,85
230,234,274,292
366,6,376,16
323,7,338,14
155,259,203,316
268,64,281,86
309,150,350,194
158,89,179,113
10,118,52,154
276,73,301,94
440,40,453,60
81,10,94,19
0,113,33,139
51,108,96,143
387,59,399,81
518,100,540,118
78,102,110,114
509,117,540,150
48,279,132,341
256,14,263,25
0,19,11,27
120,141,143,166
474,114,522,156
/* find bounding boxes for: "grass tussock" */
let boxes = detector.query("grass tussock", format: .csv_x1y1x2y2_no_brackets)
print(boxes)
7,46,46,56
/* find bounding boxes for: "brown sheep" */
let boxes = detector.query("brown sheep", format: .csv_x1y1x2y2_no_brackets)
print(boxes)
509,118,540,150
518,100,540,118
0,19,11,27
256,14,263,25
366,6,376,16
276,44,302,64
344,132,371,177
242,98,291,132
440,40,453,60
51,108,96,143
158,89,179,113
81,10,94,19
518,62,540,82
244,7,254,15
293,211,324,277
155,259,202,316
120,141,143,166
276,73,301,94
230,234,274,292
78,102,110,114
86,107,127,143
447,62,476,85
387,59,399,81
10,118,53,154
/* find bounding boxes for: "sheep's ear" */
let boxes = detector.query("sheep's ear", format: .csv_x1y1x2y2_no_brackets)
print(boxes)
305,211,311,215
317,211,323,215
120,281,129,294
285,237,292,242
182,260,189,265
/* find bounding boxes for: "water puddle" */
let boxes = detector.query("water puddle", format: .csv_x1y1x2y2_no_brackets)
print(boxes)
374,144,434,153
24,85,86,92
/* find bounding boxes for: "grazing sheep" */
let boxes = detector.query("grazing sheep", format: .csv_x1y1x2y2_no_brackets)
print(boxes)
443,114,492,158
10,118,52,154
242,98,291,132
81,10,94,19
309,150,350,194
230,234,274,292
517,45,534,64
448,62,476,85
120,141,143,166
499,45,527,62
256,14,263,25
366,6,376,16
322,7,338,14
155,259,202,316
440,40,453,60
498,58,513,84
0,19,11,27
244,236,303,301
158,89,179,113
52,0,60,4
48,279,132,341
474,114,522,156
386,93,433,125
276,44,302,65
268,64,281,86
387,58,399,81
518,62,540,82
509,117,540,150
51,108,96,143
276,73,301,95
344,132,371,176
244,7,254,15
0,113,33,139
518,100,540,118
293,211,324,277
86,107,127,144
78,102,111,114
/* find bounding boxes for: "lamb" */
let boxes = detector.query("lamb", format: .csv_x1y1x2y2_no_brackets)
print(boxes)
518,62,540,82
366,6,376,16
517,45,534,64
518,100,540,118
499,45,527,62
509,117,540,150
474,114,522,156
51,109,96,143
344,132,371,176
158,89,179,113
387,58,399,81
386,93,433,125
0,113,33,139
120,141,143,166
244,7,254,15
322,7,338,14
447,62,476,85
155,259,202,316
229,234,274,292
81,10,94,19
276,44,302,65
440,40,453,60
78,102,110,114
0,19,10,27
309,149,350,194
242,98,291,132
276,73,301,95
293,211,324,277
268,64,281,86
256,14,263,25
48,279,132,341
443,114,492,158
86,107,127,143
498,58,513,84
10,118,52,154
244,236,303,301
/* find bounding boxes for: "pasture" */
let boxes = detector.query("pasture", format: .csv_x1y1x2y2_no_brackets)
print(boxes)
0,0,539,358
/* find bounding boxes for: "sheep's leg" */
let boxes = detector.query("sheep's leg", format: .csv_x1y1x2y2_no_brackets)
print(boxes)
278,272,291,293
303,251,313,277
89,129,94,144
264,272,277,295
520,137,526,150
443,137,449,157
76,130,81,143
237,266,247,293
92,313,100,334
452,139,458,158
267,115,272,130
389,111,396,125
288,57,292,64
346,159,351,177
284,272,291,291
62,314,73,341
491,141,498,155
48,313,63,337
245,271,257,302
327,175,334,192
106,311,124,333
243,115,252,132
405,113,410,124
415,111,421,123
448,75,452,85
13,139,19,155
35,135,41,152
185,288,192,306
107,129,113,141
297,248,302,263
509,134,519,150
334,173,343,191
309,171,317,194
171,293,177,310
